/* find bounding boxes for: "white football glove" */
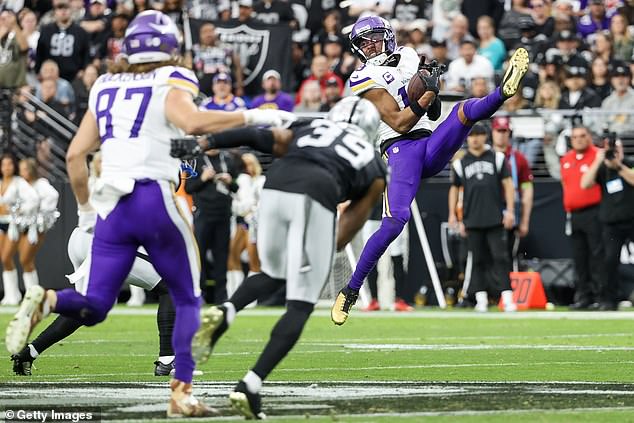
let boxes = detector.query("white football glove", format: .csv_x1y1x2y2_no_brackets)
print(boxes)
77,202,97,231
243,109,297,128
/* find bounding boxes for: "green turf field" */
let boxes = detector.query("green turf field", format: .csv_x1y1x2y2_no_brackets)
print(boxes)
1,307,633,422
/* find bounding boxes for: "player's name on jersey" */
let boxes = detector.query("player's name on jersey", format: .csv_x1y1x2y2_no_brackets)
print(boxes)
101,72,158,82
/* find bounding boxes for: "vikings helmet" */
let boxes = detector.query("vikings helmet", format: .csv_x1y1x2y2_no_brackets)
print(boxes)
123,10,180,64
328,97,381,144
349,15,396,66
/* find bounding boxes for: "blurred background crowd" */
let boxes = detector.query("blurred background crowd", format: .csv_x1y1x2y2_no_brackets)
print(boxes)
0,0,633,311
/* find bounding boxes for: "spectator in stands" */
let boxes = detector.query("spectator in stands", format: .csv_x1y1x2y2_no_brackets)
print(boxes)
80,0,110,63
232,0,257,24
535,80,562,109
538,49,565,83
293,80,321,113
430,39,449,67
69,0,86,22
250,69,294,111
469,77,492,98
0,9,28,90
131,0,153,17
446,14,475,61
291,41,310,92
601,62,634,135
319,76,342,112
185,147,239,304
347,0,394,19
105,13,128,62
254,0,295,26
323,35,356,83
448,124,517,313
189,22,244,97
556,30,590,68
33,78,71,128
581,131,634,310
160,0,185,27
491,116,534,270
553,0,577,33
590,56,613,100
476,15,506,71
618,0,634,25
35,0,90,82
71,63,98,123
461,0,504,39
593,31,614,64
531,0,555,37
18,8,39,76
312,9,343,57
406,20,431,57
430,0,460,42
558,65,603,109
200,72,247,112
609,13,633,62
578,0,615,40
295,55,343,105
393,0,429,24
498,0,530,49
36,60,75,111
560,125,604,309
444,39,495,93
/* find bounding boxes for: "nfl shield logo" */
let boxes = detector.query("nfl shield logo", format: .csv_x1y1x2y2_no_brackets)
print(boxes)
216,25,270,87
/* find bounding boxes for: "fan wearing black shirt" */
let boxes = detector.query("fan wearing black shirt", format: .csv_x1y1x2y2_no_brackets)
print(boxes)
448,124,517,313
171,97,386,419
581,139,634,310
35,0,90,82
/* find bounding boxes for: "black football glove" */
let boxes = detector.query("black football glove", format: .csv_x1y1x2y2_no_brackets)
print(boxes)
170,136,203,160
417,57,445,95
419,70,440,95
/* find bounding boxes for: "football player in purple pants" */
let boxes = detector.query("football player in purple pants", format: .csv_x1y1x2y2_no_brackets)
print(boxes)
331,16,529,324
5,10,294,418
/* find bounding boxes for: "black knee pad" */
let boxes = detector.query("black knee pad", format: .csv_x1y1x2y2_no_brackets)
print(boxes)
82,305,108,326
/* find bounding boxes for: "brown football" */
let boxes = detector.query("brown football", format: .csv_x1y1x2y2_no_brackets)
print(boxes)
407,69,430,102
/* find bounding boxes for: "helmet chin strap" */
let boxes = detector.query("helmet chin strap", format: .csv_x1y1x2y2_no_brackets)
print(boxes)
366,52,389,66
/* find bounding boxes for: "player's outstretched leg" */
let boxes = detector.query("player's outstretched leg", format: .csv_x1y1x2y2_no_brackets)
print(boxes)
229,300,313,420
11,315,82,375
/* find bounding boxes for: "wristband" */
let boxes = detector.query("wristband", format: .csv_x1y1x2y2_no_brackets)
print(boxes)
409,100,427,118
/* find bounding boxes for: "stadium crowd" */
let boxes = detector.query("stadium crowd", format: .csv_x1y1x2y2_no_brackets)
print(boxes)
0,0,633,310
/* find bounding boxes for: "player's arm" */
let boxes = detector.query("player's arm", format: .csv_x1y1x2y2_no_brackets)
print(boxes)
580,148,605,189
66,111,101,207
171,126,295,159
519,182,533,237
336,178,385,251
502,177,515,230
165,88,294,134
361,88,436,134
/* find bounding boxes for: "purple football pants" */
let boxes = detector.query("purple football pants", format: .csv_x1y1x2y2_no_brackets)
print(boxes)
347,88,506,291
55,179,201,383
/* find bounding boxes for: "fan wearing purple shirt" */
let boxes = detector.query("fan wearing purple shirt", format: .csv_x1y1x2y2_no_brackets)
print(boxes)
250,70,295,112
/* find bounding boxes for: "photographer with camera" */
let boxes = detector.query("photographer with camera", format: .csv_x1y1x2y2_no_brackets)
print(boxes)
581,132,634,310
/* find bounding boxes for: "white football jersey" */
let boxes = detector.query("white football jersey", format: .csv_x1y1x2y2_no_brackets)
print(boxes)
88,65,199,184
349,46,432,144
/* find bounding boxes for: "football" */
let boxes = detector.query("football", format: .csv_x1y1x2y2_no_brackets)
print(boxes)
407,69,430,102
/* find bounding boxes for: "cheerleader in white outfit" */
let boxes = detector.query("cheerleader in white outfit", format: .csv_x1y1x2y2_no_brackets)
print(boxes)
0,155,39,305
17,158,60,293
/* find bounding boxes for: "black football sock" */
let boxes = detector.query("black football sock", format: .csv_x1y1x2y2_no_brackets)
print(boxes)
251,300,313,380
153,281,175,357
229,273,285,312
30,316,82,356
392,255,407,300
368,267,378,299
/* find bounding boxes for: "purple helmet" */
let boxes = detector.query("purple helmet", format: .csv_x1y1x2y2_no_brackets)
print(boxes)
349,16,396,66
123,10,180,64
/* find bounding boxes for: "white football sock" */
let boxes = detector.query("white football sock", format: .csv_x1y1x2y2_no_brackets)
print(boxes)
475,291,488,306
243,370,262,394
127,285,146,306
2,269,21,304
159,355,175,365
28,344,39,359
223,301,236,325
23,271,39,290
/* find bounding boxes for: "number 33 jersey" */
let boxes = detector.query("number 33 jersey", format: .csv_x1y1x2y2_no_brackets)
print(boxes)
88,65,199,184
348,46,432,144
264,119,387,211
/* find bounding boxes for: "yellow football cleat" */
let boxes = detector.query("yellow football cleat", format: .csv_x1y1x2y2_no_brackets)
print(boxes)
501,47,529,98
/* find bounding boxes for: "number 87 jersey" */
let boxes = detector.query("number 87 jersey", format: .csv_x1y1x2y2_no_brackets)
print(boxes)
88,65,199,184
348,46,432,145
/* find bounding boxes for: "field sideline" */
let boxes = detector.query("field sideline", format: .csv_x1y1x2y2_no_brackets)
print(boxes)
1,306,633,422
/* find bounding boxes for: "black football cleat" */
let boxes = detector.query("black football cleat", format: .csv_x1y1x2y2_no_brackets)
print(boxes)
229,381,266,420
11,348,34,376
154,360,175,377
